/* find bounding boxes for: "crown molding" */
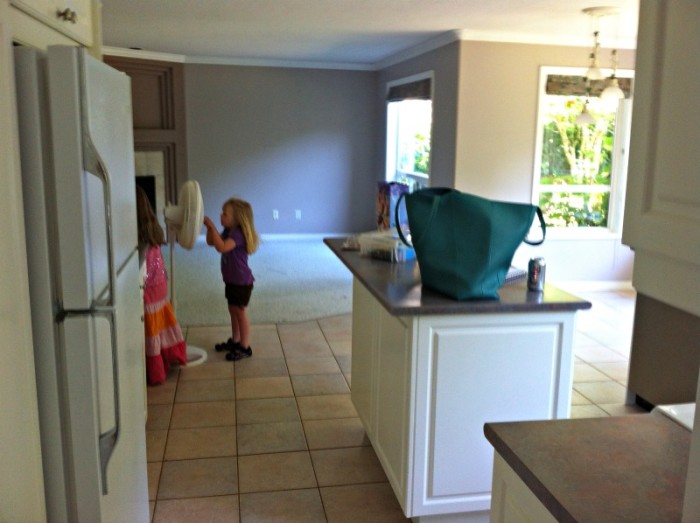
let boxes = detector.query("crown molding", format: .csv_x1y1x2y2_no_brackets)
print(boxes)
184,55,375,71
454,28,636,49
374,30,462,70
102,46,186,63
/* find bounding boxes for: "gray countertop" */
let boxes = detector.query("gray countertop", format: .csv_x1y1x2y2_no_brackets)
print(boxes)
325,238,591,316
484,414,691,523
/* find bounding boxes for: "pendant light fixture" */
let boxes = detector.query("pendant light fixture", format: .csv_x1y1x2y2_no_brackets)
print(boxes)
581,6,620,82
585,29,604,81
576,81,596,125
576,100,596,125
601,48,625,100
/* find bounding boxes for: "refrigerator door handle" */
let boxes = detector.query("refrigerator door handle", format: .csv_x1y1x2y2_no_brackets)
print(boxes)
78,50,117,314
57,304,121,495
78,50,123,496
92,305,120,496
86,157,121,496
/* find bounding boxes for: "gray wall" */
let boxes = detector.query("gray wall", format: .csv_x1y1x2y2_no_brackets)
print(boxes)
378,42,461,189
183,39,637,282
185,64,379,234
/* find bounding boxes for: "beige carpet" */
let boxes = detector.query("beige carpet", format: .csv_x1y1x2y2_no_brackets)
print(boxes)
165,236,353,326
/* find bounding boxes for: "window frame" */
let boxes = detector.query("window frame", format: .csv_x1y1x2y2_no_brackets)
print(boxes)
385,71,434,188
532,66,634,239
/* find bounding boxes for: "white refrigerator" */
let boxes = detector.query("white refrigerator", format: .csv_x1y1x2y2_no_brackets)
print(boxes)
14,46,149,522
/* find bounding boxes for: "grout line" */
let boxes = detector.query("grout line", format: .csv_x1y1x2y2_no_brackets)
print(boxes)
148,291,636,516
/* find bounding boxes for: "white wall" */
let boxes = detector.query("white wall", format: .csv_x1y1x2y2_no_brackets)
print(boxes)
380,38,636,284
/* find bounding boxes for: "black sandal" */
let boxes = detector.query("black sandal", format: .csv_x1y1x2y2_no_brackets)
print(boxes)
214,338,240,352
225,345,253,361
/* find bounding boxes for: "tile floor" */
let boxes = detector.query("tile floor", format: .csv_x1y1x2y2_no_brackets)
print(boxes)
146,289,644,522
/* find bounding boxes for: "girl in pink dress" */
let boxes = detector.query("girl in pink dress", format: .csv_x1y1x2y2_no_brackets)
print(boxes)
136,187,187,385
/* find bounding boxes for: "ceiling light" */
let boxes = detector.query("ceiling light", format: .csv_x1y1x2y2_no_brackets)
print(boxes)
601,49,625,100
585,31,604,81
581,6,620,82
576,100,596,125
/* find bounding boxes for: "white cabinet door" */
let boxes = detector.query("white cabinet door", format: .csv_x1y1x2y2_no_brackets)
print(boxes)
374,307,412,512
622,1,700,316
410,312,573,517
350,279,376,432
11,0,93,45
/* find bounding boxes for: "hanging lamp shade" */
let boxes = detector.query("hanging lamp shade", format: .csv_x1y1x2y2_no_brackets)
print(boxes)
601,77,625,100
581,7,620,81
576,103,596,125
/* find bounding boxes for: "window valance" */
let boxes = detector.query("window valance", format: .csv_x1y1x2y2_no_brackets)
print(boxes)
386,78,432,101
546,75,633,98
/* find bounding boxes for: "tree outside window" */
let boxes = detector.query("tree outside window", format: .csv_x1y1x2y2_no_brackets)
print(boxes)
538,95,617,228
385,73,433,191
534,67,633,234
388,99,432,190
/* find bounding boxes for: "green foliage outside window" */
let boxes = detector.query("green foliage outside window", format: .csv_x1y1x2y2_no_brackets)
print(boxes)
539,97,617,227
413,132,430,175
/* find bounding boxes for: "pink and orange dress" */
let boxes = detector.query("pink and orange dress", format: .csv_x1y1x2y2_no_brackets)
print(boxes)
143,245,187,385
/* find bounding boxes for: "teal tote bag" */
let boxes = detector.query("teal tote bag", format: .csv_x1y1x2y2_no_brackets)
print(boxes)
396,188,546,300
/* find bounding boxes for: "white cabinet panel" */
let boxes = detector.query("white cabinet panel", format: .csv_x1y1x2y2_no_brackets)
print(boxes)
623,1,700,316
412,314,572,517
350,279,376,431
490,454,557,523
374,308,412,508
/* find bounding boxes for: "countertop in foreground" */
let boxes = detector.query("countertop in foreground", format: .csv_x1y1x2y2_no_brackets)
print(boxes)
325,237,591,316
484,414,691,522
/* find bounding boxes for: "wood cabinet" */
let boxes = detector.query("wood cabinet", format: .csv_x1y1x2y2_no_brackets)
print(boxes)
351,279,577,522
11,0,93,46
103,55,188,205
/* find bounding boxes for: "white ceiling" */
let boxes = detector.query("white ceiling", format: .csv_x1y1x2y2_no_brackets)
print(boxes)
101,0,639,69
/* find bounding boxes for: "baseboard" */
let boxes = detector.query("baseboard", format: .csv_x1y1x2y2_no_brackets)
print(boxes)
554,280,635,292
260,233,351,242
194,233,352,244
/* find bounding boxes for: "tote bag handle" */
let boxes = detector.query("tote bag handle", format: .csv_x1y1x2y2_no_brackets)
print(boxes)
395,191,441,248
523,207,546,246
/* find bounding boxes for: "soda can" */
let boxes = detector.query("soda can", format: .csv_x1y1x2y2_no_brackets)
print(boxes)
527,257,546,292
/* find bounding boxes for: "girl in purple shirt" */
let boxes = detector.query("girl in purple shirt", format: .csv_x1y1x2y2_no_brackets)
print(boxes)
204,197,260,361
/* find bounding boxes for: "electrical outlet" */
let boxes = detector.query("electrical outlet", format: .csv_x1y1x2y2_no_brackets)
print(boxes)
273,209,279,220
295,210,301,220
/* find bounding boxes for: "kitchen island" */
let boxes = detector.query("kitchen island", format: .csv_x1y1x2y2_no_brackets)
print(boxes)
325,238,591,522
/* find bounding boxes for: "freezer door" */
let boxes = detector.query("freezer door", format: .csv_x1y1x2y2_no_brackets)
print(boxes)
46,46,137,311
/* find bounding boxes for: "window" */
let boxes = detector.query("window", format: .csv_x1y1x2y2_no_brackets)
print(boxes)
386,73,433,191
533,67,633,233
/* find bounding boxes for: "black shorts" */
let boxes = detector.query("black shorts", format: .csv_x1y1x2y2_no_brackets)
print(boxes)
225,283,253,307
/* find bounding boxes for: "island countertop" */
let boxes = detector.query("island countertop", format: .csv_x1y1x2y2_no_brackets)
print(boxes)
325,237,591,316
484,414,691,522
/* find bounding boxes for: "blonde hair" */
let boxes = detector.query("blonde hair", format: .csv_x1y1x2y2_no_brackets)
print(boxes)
136,186,165,247
224,198,260,254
